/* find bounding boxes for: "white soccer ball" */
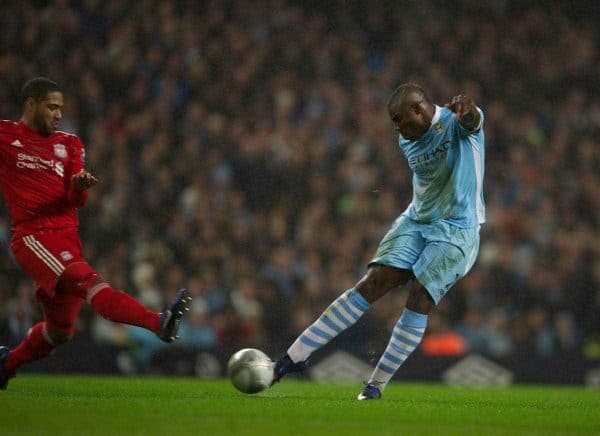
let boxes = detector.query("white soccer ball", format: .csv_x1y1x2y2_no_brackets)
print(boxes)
227,348,274,394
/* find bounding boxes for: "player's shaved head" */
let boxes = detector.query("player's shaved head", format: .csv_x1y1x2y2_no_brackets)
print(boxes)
387,83,435,140
21,77,60,106
388,83,430,111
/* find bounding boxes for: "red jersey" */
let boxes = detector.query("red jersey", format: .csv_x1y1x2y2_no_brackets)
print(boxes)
0,120,88,237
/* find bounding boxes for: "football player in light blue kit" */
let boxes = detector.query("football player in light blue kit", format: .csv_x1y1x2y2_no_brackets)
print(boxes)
271,83,485,400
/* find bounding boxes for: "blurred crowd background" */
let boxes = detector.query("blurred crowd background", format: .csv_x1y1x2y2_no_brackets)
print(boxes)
0,0,599,373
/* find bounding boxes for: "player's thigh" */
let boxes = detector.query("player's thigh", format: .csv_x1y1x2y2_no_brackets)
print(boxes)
43,293,84,337
11,234,68,300
413,227,480,305
11,230,85,300
370,215,425,270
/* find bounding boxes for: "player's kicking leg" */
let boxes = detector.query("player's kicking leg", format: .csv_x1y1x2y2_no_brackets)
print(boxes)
272,266,409,385
87,283,192,342
270,287,370,385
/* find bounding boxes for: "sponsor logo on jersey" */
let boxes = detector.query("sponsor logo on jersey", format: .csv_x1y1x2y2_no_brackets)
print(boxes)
60,251,74,261
11,139,24,147
53,143,67,158
407,140,453,169
16,153,65,177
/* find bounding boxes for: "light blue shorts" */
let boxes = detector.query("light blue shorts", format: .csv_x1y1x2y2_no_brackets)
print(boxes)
370,215,480,305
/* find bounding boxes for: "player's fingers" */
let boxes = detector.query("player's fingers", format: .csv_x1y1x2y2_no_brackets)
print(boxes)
452,101,461,116
460,101,471,118
450,95,463,112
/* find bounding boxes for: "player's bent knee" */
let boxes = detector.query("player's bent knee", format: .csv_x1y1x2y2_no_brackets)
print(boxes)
57,262,100,299
46,329,74,346
356,265,411,303
406,284,435,315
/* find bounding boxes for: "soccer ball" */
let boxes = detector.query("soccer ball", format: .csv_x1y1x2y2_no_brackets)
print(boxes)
227,348,274,394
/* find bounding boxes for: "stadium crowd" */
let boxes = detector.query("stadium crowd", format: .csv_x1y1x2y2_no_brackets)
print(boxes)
0,0,599,372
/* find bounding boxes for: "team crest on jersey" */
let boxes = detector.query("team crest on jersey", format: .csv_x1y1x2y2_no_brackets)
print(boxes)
60,251,73,261
53,143,67,158
433,122,444,133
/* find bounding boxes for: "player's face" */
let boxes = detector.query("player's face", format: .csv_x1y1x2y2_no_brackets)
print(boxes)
32,91,64,136
389,101,429,140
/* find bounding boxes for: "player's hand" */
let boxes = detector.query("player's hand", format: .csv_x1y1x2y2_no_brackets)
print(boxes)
72,170,98,190
445,94,479,130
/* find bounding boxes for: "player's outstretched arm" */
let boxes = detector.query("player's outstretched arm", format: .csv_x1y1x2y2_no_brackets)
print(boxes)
71,169,98,191
445,94,481,132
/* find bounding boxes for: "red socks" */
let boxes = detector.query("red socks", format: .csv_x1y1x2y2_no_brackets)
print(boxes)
88,283,160,333
5,323,55,373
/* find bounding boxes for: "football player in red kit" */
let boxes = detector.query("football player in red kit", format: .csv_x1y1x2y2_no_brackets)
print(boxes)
0,77,192,389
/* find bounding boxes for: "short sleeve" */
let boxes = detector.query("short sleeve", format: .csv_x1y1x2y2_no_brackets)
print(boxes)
69,135,86,177
66,135,89,207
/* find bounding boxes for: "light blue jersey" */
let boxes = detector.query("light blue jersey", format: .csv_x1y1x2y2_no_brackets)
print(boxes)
370,104,485,303
400,105,485,228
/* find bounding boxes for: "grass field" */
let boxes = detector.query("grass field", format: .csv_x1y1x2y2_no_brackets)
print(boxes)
0,375,599,435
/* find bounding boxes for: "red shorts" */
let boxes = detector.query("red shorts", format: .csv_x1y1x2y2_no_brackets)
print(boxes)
11,229,98,335
12,228,87,300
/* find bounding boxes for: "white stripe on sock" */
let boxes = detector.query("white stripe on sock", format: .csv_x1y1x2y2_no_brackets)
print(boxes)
336,303,360,323
369,324,425,389
86,282,110,304
341,299,363,319
394,340,417,354
303,328,329,345
326,311,350,331
314,321,338,338
394,327,423,344
287,289,369,363
385,347,408,360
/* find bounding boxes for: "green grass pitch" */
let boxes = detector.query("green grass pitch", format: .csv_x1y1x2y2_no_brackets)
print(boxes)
0,375,599,435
